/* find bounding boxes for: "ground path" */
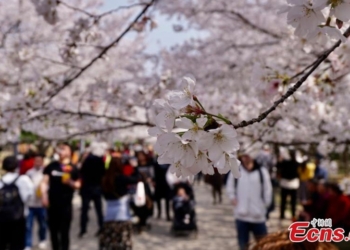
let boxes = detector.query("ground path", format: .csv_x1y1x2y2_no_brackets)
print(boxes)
33,182,291,250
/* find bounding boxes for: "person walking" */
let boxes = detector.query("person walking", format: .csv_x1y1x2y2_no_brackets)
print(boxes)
0,156,34,250
25,154,47,250
205,168,223,205
19,150,36,175
99,157,139,250
132,151,154,232
154,163,171,220
297,160,315,203
277,150,300,222
255,145,274,174
41,143,81,250
79,150,105,238
226,154,272,250
314,154,328,180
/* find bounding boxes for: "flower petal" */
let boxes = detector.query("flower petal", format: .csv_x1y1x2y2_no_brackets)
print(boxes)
190,141,199,157
334,4,350,22
208,145,224,162
215,153,226,169
182,130,195,141
176,117,194,129
168,91,190,110
183,77,196,93
219,138,240,153
158,154,173,164
220,124,237,138
148,126,163,136
230,157,241,178
196,117,207,128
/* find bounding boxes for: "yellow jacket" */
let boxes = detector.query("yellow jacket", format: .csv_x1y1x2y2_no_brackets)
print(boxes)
298,162,316,181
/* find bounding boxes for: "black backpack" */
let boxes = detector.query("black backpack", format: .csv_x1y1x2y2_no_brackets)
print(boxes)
0,176,25,222
234,166,275,219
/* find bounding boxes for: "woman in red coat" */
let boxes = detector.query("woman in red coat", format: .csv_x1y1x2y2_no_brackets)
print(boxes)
19,150,36,175
325,183,350,230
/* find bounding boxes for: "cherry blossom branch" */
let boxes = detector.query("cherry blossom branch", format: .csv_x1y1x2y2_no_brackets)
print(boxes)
225,41,280,51
58,1,96,18
54,109,152,126
63,124,142,140
59,1,148,20
266,139,350,146
233,26,350,129
42,0,156,106
35,56,82,69
21,125,142,141
0,20,21,48
204,9,282,39
98,3,148,19
24,109,152,127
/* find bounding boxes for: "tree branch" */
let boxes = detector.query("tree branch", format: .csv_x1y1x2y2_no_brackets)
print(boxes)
0,20,21,48
204,9,282,39
63,124,141,140
98,3,148,19
233,26,350,129
23,108,153,127
58,1,96,18
42,0,156,105
54,109,153,126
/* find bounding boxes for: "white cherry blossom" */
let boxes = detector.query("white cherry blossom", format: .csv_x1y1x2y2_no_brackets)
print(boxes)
306,26,347,43
189,150,213,175
155,102,178,132
214,153,241,178
166,135,198,167
169,161,195,178
283,0,326,38
201,124,240,162
330,0,350,22
168,77,196,109
175,117,207,141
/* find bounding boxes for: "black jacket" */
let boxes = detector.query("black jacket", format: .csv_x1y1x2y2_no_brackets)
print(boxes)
80,154,105,189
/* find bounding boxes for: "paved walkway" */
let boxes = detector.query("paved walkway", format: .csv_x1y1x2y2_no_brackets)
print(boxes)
33,183,291,250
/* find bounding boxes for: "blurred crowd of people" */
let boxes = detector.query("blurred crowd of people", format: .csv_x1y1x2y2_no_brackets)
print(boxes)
223,145,350,250
1,141,350,250
0,141,196,250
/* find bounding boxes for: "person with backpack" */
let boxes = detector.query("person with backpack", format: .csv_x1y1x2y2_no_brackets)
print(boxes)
0,156,34,250
41,143,81,250
226,154,272,250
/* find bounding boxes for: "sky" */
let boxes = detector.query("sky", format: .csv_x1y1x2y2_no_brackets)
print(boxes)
101,0,198,53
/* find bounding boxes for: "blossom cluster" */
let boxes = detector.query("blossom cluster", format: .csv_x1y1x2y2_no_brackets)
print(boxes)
282,0,350,42
148,77,241,179
31,0,59,25
251,63,287,103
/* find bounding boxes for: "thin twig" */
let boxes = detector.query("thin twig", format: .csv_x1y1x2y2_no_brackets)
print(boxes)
204,9,282,39
58,1,96,18
35,56,82,69
43,0,155,106
233,27,350,129
64,124,142,140
98,3,148,19
0,21,21,48
55,109,153,126
24,108,152,127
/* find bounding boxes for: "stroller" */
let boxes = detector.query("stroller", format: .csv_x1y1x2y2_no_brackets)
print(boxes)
170,182,198,237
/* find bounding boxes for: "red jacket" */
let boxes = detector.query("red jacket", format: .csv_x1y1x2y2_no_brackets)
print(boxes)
19,158,35,175
123,164,134,176
325,195,350,227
